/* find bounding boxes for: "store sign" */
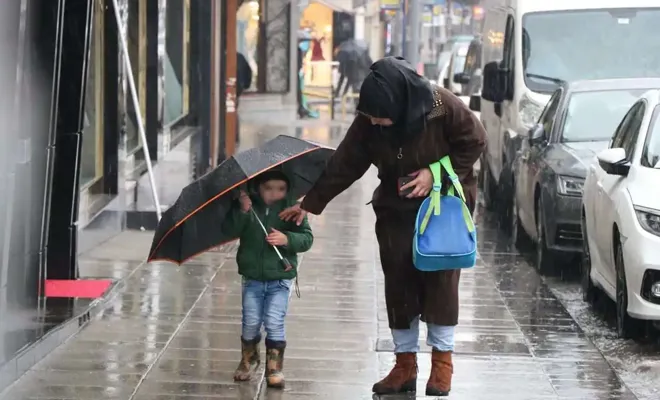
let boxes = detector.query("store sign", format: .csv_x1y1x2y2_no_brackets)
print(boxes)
380,0,400,10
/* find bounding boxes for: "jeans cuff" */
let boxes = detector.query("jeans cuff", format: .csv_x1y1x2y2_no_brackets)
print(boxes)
265,338,287,349
241,334,261,344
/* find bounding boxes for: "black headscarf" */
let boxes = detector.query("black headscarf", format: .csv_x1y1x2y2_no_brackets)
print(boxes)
356,57,434,138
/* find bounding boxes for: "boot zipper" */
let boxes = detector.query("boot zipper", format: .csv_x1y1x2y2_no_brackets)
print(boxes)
397,147,403,160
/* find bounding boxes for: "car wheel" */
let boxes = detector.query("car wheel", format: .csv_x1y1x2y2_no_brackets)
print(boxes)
535,196,556,275
580,213,597,304
615,238,644,339
480,159,496,211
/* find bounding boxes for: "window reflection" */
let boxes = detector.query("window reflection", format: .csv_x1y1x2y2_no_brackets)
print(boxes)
124,0,147,155
237,1,260,93
163,0,190,125
81,0,105,187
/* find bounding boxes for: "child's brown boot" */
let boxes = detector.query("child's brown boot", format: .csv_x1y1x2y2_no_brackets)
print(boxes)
265,339,287,388
234,336,261,381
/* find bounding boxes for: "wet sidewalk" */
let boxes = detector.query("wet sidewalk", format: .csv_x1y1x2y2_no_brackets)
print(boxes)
0,122,638,400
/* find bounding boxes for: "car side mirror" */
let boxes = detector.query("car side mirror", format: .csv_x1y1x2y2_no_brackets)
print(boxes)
443,77,449,88
481,61,503,103
469,94,481,112
597,148,630,176
453,72,469,84
528,124,546,146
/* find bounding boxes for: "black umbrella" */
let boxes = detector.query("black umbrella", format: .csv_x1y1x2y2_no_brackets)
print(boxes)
148,135,334,264
336,39,369,65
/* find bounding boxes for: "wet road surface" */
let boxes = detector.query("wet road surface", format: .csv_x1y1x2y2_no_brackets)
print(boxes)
0,120,644,399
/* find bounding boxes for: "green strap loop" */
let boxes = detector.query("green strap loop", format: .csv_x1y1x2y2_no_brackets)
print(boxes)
419,156,475,235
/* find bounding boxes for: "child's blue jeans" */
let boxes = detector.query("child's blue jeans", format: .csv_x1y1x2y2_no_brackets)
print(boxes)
392,316,455,353
241,278,293,342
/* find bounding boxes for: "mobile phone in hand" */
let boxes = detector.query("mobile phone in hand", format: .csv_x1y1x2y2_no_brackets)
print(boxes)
398,176,414,197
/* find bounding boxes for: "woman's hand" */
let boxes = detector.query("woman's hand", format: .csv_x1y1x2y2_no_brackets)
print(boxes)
279,203,308,226
400,168,434,198
238,190,252,213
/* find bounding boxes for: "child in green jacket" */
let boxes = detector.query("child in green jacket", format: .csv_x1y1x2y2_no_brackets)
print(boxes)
223,170,313,389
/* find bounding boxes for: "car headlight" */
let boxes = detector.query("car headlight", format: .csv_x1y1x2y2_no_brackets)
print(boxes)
518,94,544,129
635,206,660,237
556,176,584,196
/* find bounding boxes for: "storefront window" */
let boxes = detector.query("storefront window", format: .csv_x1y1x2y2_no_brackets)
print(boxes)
163,0,190,125
301,4,334,88
237,1,260,93
81,0,105,187
125,0,145,154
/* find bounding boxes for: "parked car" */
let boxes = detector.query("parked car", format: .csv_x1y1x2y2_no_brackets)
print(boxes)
453,36,483,98
443,44,470,96
511,79,660,274
582,88,660,339
431,35,473,89
475,0,660,229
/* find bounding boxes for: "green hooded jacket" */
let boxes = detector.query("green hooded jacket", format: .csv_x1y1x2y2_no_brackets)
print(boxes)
222,195,313,281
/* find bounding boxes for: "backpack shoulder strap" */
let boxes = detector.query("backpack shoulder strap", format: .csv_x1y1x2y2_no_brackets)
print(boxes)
439,156,466,203
419,161,442,235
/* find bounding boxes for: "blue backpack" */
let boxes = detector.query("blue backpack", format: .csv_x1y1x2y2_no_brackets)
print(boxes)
413,156,477,271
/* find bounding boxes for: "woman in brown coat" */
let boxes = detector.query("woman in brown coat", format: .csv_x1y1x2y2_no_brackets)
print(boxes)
280,57,486,396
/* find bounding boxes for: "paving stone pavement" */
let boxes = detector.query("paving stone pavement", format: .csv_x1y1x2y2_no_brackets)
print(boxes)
0,122,639,400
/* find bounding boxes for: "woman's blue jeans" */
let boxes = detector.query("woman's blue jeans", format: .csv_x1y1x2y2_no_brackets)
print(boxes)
392,316,455,353
241,278,292,342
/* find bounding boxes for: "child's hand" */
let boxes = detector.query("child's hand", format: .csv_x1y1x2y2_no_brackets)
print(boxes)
266,228,288,247
239,191,252,213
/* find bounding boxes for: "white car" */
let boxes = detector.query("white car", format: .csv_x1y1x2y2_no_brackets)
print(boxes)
582,89,660,339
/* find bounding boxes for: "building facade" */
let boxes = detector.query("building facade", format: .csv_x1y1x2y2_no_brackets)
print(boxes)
0,0,227,391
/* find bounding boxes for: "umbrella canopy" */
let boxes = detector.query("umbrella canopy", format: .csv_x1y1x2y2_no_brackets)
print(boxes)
148,135,334,264
336,39,372,75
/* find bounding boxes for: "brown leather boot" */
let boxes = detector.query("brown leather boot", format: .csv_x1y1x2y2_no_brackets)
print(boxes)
372,352,417,394
265,339,286,389
233,336,261,381
426,349,453,396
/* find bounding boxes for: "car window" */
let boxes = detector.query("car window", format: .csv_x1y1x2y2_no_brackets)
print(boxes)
611,103,640,149
539,90,562,135
463,42,479,75
642,105,660,168
622,104,645,159
561,89,647,142
521,8,660,94
502,15,515,93
612,102,645,159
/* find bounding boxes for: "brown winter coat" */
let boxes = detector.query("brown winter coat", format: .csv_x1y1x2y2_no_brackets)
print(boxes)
301,86,487,329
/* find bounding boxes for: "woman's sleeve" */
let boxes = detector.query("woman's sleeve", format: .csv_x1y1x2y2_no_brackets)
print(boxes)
300,117,371,215
441,90,487,182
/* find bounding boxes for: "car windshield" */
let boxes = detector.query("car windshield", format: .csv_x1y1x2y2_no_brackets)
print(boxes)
522,8,660,93
644,105,660,168
561,89,647,143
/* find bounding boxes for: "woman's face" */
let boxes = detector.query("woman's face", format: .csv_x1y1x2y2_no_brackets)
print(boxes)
369,117,393,126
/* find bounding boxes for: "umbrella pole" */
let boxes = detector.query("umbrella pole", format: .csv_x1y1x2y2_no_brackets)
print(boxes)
250,208,293,271
112,0,163,221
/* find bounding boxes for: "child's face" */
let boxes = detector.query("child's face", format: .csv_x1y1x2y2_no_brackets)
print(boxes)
258,179,288,205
